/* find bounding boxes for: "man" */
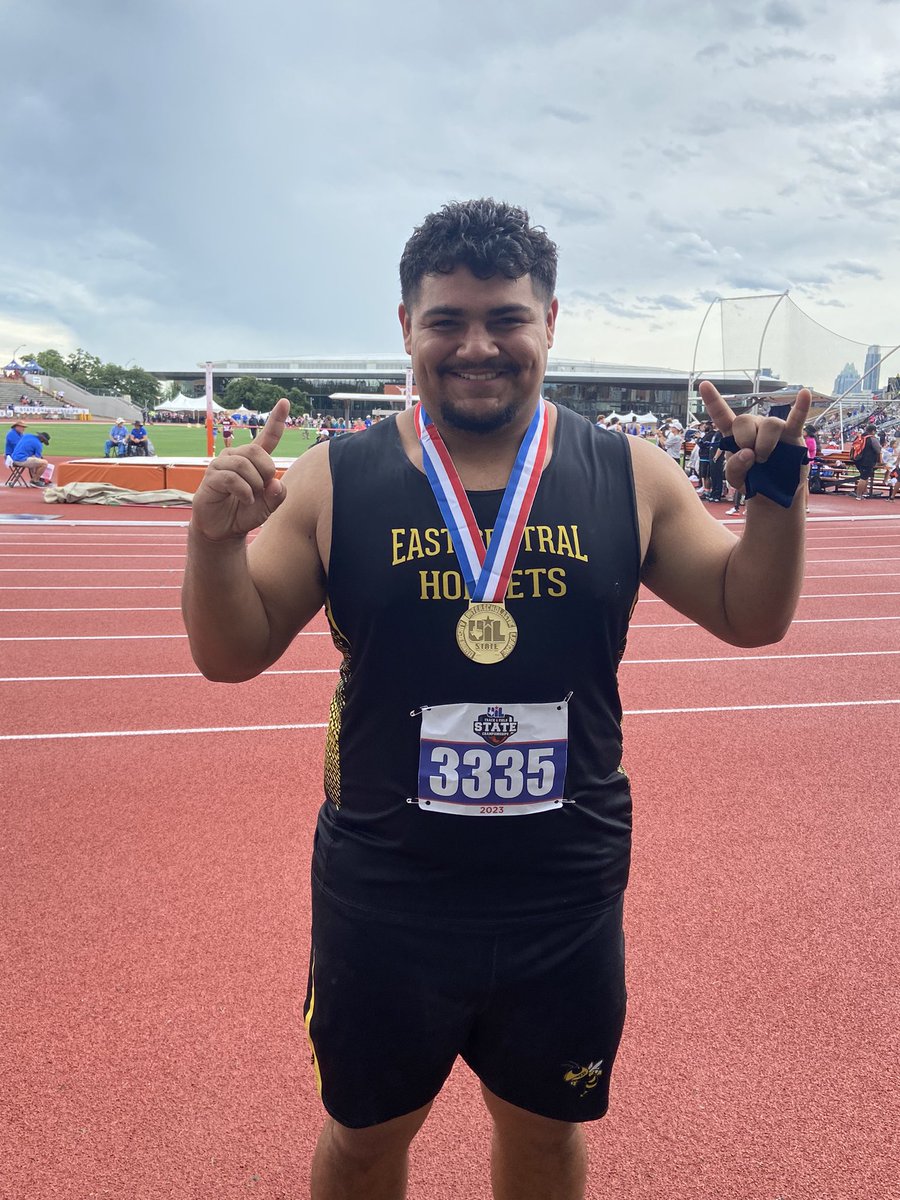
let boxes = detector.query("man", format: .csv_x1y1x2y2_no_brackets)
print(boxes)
4,419,26,463
11,429,51,485
104,417,129,457
248,413,260,439
852,423,882,500
182,199,808,1200
126,419,149,456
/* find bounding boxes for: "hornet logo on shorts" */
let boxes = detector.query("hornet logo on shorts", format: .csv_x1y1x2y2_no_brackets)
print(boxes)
562,1060,605,1098
473,706,518,746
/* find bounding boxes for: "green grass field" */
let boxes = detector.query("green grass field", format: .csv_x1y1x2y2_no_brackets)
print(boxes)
3,420,319,459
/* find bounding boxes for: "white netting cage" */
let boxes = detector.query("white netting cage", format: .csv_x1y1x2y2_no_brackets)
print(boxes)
690,293,900,432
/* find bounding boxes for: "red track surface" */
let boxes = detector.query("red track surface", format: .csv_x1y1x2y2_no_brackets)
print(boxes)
1,488,898,1199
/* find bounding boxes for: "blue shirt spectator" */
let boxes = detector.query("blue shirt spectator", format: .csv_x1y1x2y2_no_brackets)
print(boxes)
4,421,26,458
11,430,51,484
126,422,149,455
105,418,129,457
12,432,48,461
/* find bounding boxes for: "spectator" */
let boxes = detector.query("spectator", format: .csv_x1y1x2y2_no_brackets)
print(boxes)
697,421,716,498
852,424,882,501
664,422,684,464
104,418,129,458
803,424,819,513
248,413,260,440
126,419,150,456
4,420,26,464
11,430,51,486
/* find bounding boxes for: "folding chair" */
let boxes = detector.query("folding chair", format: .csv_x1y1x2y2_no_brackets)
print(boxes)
5,461,29,487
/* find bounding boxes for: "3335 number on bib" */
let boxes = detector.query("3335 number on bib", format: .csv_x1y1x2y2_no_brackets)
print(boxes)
413,699,569,816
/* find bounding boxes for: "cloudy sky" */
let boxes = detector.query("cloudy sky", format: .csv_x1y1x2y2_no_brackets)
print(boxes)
3,0,900,385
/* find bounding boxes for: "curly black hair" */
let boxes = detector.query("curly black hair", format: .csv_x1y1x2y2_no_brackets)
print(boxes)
399,198,558,309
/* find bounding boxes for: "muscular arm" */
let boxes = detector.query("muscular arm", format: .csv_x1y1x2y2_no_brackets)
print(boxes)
631,428,805,649
182,438,330,682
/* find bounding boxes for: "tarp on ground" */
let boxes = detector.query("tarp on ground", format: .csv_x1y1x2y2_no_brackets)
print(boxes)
44,482,194,507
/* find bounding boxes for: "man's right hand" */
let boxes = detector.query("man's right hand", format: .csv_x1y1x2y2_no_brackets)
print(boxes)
191,398,290,542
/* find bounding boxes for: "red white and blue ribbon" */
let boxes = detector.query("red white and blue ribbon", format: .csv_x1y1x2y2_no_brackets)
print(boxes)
414,399,549,601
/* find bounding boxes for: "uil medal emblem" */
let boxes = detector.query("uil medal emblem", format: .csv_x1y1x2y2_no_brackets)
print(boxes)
456,602,518,664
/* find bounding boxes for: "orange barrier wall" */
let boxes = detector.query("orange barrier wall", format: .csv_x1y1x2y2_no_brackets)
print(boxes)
56,462,167,489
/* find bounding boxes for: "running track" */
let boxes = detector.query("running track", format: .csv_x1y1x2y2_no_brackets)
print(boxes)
1,499,898,1199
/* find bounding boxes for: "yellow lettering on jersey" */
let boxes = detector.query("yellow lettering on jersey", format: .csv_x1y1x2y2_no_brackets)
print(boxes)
391,528,407,566
407,527,423,562
556,525,574,559
547,566,567,596
423,528,443,557
419,568,567,600
535,526,555,554
570,526,589,562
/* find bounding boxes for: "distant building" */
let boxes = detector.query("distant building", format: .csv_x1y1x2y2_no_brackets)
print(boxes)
861,344,881,393
833,362,861,396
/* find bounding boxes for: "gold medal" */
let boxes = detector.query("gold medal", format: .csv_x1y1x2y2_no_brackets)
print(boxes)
456,602,518,664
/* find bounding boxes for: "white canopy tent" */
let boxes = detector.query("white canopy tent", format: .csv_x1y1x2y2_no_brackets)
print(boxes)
154,394,225,414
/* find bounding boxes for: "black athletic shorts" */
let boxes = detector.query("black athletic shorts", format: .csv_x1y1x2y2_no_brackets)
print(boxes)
304,879,627,1128
855,462,875,480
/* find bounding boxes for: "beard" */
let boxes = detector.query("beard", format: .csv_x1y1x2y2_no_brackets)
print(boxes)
437,397,519,434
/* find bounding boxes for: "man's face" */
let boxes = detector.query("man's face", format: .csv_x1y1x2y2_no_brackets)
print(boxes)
399,267,557,434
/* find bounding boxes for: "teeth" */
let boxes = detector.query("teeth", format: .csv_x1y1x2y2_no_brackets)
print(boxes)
455,371,501,380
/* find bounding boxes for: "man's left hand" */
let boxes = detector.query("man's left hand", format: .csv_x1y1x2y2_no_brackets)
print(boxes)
700,380,811,491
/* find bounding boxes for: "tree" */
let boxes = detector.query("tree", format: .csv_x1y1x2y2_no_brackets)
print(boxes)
33,349,68,377
287,387,311,417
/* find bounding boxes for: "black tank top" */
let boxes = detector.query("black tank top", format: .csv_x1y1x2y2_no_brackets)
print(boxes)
314,404,641,926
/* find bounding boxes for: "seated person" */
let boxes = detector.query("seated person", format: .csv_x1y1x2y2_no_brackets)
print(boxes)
126,420,150,456
11,430,51,486
4,419,26,465
104,417,129,457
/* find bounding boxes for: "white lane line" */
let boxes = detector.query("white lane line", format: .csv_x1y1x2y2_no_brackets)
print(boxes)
622,649,900,665
0,631,331,641
805,557,900,564
629,615,900,629
0,723,330,742
3,650,896,684
637,590,900,603
7,697,900,741
625,698,900,716
0,606,182,612
0,553,183,559
0,568,181,573
804,572,900,579
3,615,898,642
0,668,339,683
0,585,180,590
0,539,186,546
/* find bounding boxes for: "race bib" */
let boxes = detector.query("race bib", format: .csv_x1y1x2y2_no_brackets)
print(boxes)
413,699,569,816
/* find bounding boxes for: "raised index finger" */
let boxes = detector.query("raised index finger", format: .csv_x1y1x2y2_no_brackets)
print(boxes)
257,397,290,455
698,380,735,435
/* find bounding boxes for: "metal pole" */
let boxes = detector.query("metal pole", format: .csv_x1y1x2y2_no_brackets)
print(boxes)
205,362,214,456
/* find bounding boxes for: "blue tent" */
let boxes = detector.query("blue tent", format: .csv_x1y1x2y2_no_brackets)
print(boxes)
24,360,44,372
4,360,23,371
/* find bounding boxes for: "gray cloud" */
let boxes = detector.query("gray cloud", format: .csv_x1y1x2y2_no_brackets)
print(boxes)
763,1,808,29
0,0,896,374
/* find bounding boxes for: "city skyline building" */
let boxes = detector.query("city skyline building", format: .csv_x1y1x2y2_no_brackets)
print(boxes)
833,361,862,396
862,344,881,393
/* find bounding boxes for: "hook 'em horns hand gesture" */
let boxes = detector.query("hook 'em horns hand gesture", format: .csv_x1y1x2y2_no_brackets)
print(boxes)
700,380,811,494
